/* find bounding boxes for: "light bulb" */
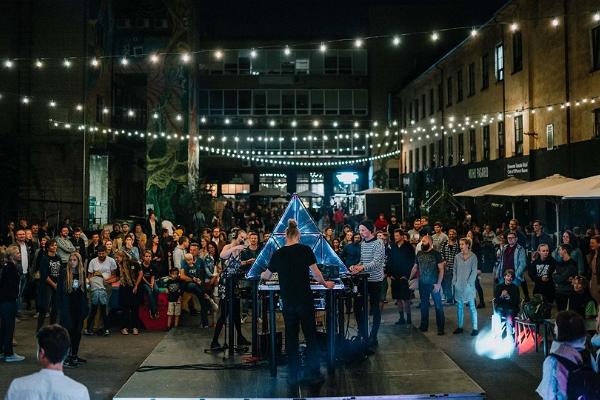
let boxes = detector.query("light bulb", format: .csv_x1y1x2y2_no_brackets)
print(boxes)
291,120,297,127
200,116,206,123
75,104,83,111
283,46,291,56
470,29,478,37
269,120,276,127
431,32,439,41
551,18,559,27
250,49,257,58
90,58,99,67
153,112,159,119
176,114,182,121
392,36,401,46
214,50,223,60
594,12,600,22
63,59,72,68
224,118,230,125
354,38,363,48
128,109,135,117
319,43,327,53
48,100,56,107
22,97,30,104
35,59,44,68
313,120,320,127
510,22,519,32
103,107,109,114
247,119,253,126
121,57,129,66
150,53,159,64
180,52,191,63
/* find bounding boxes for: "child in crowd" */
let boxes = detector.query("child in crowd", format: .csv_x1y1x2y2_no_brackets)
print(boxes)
568,275,598,333
165,268,182,329
494,269,520,337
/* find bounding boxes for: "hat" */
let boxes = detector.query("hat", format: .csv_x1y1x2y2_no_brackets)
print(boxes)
359,220,374,232
175,229,183,236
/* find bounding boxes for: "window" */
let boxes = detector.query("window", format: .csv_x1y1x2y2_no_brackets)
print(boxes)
409,150,413,173
338,51,352,74
267,90,281,115
446,77,453,106
495,43,504,81
224,51,238,74
595,108,600,137
481,53,490,89
409,103,413,123
514,115,523,155
259,173,287,192
324,55,338,74
593,26,600,71
221,183,250,195
421,94,426,120
324,90,339,115
437,140,443,166
414,99,419,120
437,83,443,111
457,69,463,102
415,148,420,171
253,90,266,115
468,63,476,96
339,90,353,115
498,121,505,158
447,136,454,166
223,90,237,115
353,90,368,115
238,53,251,75
296,90,309,115
422,146,427,170
469,128,476,162
546,124,554,150
311,90,324,114
429,142,436,168
458,133,464,164
282,90,295,115
210,90,223,115
512,32,523,73
199,90,209,115
429,88,434,115
238,90,251,115
95,95,103,123
483,125,490,160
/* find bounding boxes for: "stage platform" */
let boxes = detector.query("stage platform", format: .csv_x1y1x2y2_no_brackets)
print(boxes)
114,323,485,400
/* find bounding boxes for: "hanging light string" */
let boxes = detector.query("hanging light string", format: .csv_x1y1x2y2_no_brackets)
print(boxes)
1,10,598,68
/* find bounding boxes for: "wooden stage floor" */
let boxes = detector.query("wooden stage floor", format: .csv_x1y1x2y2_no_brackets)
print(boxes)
115,323,485,399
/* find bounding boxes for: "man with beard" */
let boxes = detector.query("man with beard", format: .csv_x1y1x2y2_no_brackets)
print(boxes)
86,246,117,336
529,243,557,304
440,229,460,304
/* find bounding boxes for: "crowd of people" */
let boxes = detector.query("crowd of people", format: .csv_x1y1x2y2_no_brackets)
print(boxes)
1,205,600,398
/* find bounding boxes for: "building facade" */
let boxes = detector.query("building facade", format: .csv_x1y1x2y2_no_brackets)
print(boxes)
396,0,600,228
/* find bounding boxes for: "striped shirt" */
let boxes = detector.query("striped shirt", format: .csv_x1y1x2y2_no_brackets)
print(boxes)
359,237,386,282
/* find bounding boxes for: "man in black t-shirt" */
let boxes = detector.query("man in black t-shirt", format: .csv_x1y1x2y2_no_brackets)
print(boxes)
261,219,333,386
37,240,63,331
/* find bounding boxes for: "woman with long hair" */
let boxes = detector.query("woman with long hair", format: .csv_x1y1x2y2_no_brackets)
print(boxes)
140,250,159,319
149,234,165,277
134,224,147,251
115,250,142,335
0,246,25,362
59,252,89,367
467,230,486,308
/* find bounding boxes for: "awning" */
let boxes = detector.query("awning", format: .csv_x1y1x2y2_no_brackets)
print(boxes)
453,177,526,197
295,190,322,198
356,188,402,195
486,174,575,197
526,174,600,198
249,188,289,197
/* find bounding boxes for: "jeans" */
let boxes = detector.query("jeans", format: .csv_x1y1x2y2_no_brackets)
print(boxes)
419,282,445,332
183,282,209,326
282,302,319,380
0,301,17,356
442,269,454,302
37,285,58,331
456,298,478,330
142,284,159,315
354,281,382,341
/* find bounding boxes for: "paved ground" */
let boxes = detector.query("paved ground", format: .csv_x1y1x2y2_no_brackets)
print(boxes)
1,273,544,399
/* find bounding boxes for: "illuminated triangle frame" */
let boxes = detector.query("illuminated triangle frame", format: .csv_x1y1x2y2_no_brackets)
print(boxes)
246,194,349,279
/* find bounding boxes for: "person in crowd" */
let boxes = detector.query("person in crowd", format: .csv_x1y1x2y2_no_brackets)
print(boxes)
324,227,334,245
240,231,260,320
149,234,165,277
494,269,520,337
109,223,122,241
29,223,41,249
260,219,333,386
341,230,354,248
181,248,210,327
162,218,175,236
162,267,182,329
120,223,132,246
115,250,141,336
140,250,159,320
247,212,263,234
212,231,251,347
407,219,421,246
14,229,33,315
87,232,101,261
466,230,486,308
123,234,140,262
211,226,226,253
452,238,479,336
481,224,497,271
374,213,389,232
134,224,147,251
350,220,386,348
507,218,528,248
431,222,448,251
101,228,111,246
529,243,557,304
173,236,189,271
377,231,391,317
30,236,48,318
144,209,160,237
387,215,401,237
419,216,432,237
530,220,554,253
55,226,76,267
5,324,89,399
412,235,445,335
440,228,460,304
58,252,89,368
553,230,584,276
1,246,25,362
332,238,343,257
193,207,206,237
497,231,528,302
341,232,362,268
104,239,115,258
38,220,49,241
70,227,87,265
86,245,117,336
333,208,345,236
536,311,596,400
587,235,600,305
37,240,62,331
388,229,415,325
568,276,598,332
3,221,16,245
318,213,331,232
554,244,578,311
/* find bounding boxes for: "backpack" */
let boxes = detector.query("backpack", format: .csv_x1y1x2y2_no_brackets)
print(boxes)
520,294,552,322
550,352,600,400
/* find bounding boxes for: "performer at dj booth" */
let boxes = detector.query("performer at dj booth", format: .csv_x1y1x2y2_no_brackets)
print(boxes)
348,220,386,350
260,219,335,386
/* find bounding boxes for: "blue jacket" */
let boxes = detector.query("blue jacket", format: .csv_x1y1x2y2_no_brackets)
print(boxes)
496,243,527,285
341,242,361,267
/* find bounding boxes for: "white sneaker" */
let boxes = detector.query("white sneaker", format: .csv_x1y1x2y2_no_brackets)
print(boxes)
5,353,25,362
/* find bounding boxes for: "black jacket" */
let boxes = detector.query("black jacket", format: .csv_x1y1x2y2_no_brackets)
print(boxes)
0,262,20,302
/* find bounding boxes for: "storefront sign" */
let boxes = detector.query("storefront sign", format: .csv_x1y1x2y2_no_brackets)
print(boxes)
506,160,529,176
468,166,489,179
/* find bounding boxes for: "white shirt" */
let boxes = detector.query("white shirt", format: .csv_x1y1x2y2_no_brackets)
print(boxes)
87,256,117,280
18,242,28,273
6,369,89,400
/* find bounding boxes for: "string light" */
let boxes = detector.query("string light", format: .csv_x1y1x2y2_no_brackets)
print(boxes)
510,22,519,32
63,59,72,68
4,59,13,68
250,49,257,58
127,109,135,117
150,53,159,64
214,50,223,60
431,32,439,41
291,120,297,127
90,58,99,68
354,38,363,48
152,112,159,119
180,52,191,63
176,114,182,121
247,118,254,126
200,116,207,124
594,12,600,22
102,107,109,114
551,17,560,27
470,28,478,37
392,35,401,46
48,100,56,107
21,97,30,104
75,104,83,111
319,43,327,53
283,46,291,56
35,59,44,68
120,57,129,66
